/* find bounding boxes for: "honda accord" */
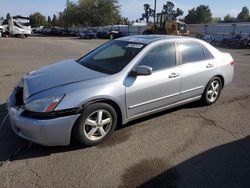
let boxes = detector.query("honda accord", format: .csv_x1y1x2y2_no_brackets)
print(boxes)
7,35,234,146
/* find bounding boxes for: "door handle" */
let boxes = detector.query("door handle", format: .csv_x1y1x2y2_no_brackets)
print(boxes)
206,63,214,68
169,72,180,78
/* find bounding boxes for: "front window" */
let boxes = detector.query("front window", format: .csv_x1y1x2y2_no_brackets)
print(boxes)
138,43,176,71
78,40,145,74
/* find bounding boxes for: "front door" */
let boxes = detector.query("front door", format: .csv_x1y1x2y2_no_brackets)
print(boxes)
125,42,181,118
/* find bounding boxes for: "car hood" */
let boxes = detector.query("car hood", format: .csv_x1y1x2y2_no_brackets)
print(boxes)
23,59,107,100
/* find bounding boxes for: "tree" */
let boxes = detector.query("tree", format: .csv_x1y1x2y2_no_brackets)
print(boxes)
184,8,197,24
161,2,183,21
57,0,123,27
66,0,71,9
6,13,11,19
162,1,175,15
173,8,184,20
223,14,236,23
140,1,183,23
44,16,52,28
48,16,52,24
237,6,250,22
196,5,212,23
120,17,130,25
90,0,121,26
61,0,79,26
211,17,222,23
52,14,58,26
184,5,212,24
29,12,47,27
141,4,155,23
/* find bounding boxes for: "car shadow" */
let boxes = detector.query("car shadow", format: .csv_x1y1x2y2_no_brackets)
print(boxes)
0,101,205,162
136,136,250,188
120,101,204,130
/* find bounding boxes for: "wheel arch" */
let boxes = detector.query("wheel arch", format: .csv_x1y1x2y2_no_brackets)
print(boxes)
214,75,225,88
80,98,123,126
72,98,123,129
70,98,124,143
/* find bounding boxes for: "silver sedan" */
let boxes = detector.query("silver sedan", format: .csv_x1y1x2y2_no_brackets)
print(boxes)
7,35,234,146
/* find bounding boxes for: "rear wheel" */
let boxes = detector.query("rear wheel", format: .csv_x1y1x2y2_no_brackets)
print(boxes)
74,103,117,146
202,77,222,105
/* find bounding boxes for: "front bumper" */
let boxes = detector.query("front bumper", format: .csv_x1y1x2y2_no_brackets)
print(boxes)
7,89,80,146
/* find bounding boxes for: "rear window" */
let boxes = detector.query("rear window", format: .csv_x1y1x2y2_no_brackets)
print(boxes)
178,42,205,64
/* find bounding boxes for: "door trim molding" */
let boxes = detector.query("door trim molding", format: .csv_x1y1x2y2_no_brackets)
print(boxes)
128,86,204,110
128,92,180,109
128,95,202,121
181,86,204,94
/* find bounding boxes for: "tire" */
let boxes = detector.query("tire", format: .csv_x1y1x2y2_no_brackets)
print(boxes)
201,77,222,105
74,103,117,146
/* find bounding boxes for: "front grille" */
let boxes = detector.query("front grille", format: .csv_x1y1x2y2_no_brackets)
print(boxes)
15,87,24,107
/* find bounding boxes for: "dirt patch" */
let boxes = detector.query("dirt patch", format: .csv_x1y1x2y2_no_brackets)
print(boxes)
3,74,12,77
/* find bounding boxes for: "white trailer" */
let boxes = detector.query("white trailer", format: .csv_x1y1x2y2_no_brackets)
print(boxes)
2,16,31,37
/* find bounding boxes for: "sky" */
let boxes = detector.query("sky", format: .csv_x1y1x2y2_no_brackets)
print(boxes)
0,0,249,20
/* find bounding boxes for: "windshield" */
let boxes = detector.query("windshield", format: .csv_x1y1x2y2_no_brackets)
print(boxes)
77,40,145,74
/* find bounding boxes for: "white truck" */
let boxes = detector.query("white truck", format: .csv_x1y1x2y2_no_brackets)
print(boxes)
2,16,31,38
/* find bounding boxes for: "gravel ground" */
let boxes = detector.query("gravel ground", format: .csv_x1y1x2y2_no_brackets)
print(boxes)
0,37,250,188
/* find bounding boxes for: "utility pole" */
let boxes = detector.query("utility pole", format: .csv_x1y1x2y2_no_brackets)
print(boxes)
153,0,156,24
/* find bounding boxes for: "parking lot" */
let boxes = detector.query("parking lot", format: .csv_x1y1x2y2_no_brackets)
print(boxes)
0,37,250,187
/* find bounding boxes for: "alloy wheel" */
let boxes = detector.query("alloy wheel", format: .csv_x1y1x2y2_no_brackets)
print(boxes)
83,110,112,141
206,80,220,103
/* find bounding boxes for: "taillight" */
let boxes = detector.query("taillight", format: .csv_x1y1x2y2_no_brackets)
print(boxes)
230,61,236,66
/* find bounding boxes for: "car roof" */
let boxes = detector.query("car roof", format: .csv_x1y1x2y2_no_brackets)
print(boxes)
116,35,189,44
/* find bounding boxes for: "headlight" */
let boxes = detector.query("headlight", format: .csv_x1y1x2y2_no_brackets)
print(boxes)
25,95,64,112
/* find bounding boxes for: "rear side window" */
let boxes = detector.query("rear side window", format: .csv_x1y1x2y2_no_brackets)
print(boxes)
178,42,205,64
138,43,176,71
203,47,214,60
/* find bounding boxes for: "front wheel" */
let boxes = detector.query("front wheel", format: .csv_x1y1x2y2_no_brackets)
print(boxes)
202,77,222,105
74,103,117,146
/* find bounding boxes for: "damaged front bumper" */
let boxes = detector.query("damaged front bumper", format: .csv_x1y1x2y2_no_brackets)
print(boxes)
7,88,80,146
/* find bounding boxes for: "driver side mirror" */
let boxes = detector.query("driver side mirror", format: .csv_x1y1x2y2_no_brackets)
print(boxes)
134,65,153,76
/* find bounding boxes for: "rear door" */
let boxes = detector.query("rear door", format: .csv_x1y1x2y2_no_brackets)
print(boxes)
177,41,217,100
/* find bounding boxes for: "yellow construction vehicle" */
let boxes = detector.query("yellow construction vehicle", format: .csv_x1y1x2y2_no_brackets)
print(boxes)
143,19,189,36
165,20,189,36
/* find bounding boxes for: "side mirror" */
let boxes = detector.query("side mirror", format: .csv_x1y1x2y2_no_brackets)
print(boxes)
135,65,153,76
